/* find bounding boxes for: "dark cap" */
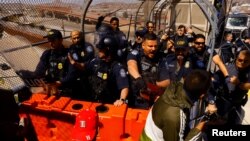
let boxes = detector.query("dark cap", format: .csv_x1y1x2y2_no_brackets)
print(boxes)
43,29,62,40
175,46,187,50
135,26,147,37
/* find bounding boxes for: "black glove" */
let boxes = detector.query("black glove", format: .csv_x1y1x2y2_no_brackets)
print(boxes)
201,112,219,122
98,16,105,22
135,77,147,90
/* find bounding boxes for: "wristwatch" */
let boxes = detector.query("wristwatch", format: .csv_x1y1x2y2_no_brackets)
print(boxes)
120,98,127,104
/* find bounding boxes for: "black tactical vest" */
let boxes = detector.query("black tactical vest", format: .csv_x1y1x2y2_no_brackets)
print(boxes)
140,56,159,84
88,59,117,103
47,50,68,82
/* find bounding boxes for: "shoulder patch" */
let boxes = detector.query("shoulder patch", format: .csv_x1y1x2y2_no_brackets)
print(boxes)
86,46,93,53
120,68,127,78
207,48,212,54
122,36,126,40
72,53,79,60
131,50,139,55
185,61,190,68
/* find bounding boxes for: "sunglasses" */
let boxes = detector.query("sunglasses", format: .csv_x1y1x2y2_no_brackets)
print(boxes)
237,58,249,63
194,42,205,45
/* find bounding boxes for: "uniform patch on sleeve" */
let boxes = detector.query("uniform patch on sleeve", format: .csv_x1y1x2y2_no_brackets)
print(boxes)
86,46,93,53
120,69,127,78
207,48,212,54
131,50,138,55
185,61,190,68
72,53,79,60
122,36,126,40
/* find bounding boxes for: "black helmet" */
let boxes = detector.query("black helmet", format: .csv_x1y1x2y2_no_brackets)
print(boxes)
94,24,114,47
135,26,147,37
97,35,118,57
97,24,113,34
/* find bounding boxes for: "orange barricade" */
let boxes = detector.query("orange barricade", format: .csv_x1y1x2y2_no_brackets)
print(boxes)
90,103,128,141
22,93,47,107
20,94,150,141
20,94,76,141
37,95,57,110
63,100,92,115
50,96,71,112
124,108,149,141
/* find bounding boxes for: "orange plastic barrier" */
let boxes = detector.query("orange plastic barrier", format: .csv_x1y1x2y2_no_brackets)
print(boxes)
62,100,92,115
22,93,47,107
90,103,128,141
124,108,149,141
20,94,76,140
20,94,150,141
50,96,71,112
37,95,57,110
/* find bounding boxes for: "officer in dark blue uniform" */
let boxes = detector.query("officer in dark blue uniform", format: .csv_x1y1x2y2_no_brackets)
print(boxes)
163,45,192,83
68,30,95,100
190,34,230,77
18,29,76,96
132,26,147,50
219,32,235,64
172,25,190,48
127,33,169,109
96,16,128,65
214,49,250,125
86,35,129,106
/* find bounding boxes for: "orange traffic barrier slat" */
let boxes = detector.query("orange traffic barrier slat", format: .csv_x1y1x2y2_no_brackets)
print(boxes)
50,96,71,112
90,103,128,141
36,96,57,110
63,100,92,115
124,108,149,141
22,93,47,107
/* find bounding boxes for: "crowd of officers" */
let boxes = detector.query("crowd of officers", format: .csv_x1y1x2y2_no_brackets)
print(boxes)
18,16,250,127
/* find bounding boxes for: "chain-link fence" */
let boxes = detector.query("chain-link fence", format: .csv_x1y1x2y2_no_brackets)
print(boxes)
0,0,145,90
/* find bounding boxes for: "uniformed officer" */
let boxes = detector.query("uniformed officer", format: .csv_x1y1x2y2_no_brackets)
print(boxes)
18,29,76,96
96,16,128,65
172,25,190,48
132,26,147,50
215,49,250,125
86,35,129,106
67,30,95,100
127,33,169,109
190,34,230,77
163,45,192,83
219,32,235,64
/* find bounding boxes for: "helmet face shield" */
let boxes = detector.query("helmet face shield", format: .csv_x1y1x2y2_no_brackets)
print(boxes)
94,25,114,47
96,35,118,59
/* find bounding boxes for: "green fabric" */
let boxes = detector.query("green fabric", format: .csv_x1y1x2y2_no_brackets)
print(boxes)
140,129,152,141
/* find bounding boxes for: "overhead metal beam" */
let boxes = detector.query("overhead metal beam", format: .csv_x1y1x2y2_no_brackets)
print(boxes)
81,0,93,42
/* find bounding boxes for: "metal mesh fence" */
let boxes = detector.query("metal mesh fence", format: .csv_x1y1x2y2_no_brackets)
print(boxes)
0,0,145,88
